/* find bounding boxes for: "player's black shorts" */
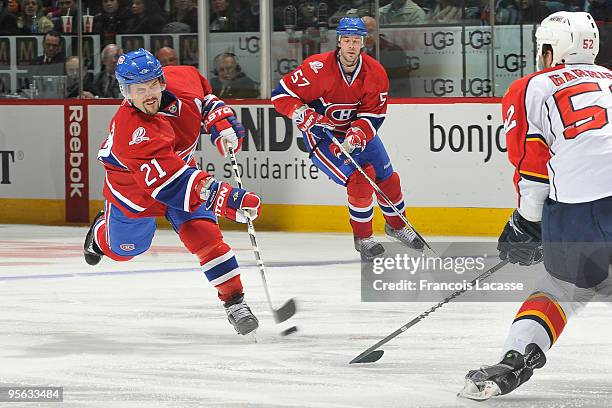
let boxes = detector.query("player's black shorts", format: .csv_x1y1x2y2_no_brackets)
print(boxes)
542,196,612,288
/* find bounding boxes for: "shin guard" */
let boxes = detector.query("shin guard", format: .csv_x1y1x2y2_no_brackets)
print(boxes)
178,219,244,302
347,165,375,238
375,172,406,230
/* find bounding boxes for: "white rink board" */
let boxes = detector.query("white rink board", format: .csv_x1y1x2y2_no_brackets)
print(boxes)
0,105,65,199
2,102,515,208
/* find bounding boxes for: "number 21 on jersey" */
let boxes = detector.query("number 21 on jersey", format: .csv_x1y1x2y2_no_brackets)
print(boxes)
140,159,167,186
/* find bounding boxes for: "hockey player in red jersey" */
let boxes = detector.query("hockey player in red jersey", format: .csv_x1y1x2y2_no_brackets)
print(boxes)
271,17,424,260
83,49,260,336
459,12,612,400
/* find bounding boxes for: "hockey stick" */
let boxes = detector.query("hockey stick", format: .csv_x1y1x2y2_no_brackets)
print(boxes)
227,146,297,323
349,259,509,364
324,130,435,255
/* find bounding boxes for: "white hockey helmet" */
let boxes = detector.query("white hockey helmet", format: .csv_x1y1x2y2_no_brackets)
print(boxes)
535,11,599,70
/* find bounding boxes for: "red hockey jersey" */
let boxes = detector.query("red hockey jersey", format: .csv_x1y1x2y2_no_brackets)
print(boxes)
271,50,390,141
97,65,218,218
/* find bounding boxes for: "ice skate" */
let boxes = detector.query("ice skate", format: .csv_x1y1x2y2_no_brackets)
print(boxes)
458,343,546,401
83,210,105,266
224,294,259,335
354,236,385,261
384,223,424,251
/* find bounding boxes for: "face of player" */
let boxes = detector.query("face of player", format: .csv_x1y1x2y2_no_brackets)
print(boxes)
537,49,553,71
338,35,363,68
129,78,164,115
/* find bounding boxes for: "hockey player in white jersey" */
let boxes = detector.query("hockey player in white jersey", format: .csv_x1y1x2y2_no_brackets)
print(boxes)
459,11,612,400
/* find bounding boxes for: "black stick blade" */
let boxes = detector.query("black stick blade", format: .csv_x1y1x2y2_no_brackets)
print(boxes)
349,349,384,364
273,298,297,323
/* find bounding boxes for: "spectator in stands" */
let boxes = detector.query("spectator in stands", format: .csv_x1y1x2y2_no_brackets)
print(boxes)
94,0,127,46
494,0,519,24
362,15,411,96
588,0,610,68
20,30,64,94
518,0,551,23
587,0,610,21
122,0,166,33
0,0,19,34
210,0,239,31
168,0,197,32
329,0,374,26
91,43,122,97
52,0,81,33
156,46,179,66
31,31,65,74
210,52,259,98
64,56,96,98
379,0,425,25
426,0,463,23
238,0,259,31
17,0,54,34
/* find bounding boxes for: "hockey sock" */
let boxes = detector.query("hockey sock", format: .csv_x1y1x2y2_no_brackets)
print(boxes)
502,291,567,356
178,219,244,302
347,165,375,238
94,218,134,262
375,172,406,230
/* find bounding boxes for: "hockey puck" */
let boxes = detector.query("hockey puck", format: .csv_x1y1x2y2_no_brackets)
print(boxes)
280,326,298,336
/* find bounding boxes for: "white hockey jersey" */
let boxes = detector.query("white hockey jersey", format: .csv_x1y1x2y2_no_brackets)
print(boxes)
502,63,612,221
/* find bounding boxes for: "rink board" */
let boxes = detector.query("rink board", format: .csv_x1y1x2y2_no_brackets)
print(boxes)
0,98,513,235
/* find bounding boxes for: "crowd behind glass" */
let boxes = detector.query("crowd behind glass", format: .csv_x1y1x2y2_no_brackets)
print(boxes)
0,0,609,98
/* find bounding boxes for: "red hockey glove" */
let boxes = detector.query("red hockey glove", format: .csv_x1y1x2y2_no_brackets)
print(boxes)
204,105,246,157
330,127,367,159
196,177,261,223
292,105,335,139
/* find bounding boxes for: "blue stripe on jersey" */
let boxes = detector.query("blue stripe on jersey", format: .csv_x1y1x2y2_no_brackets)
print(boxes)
110,191,143,214
203,256,239,282
271,82,291,100
152,167,199,211
99,151,128,170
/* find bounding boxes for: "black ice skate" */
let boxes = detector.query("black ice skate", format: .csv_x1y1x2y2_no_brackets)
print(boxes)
83,210,105,266
384,223,424,251
354,236,385,261
224,294,259,335
458,343,546,401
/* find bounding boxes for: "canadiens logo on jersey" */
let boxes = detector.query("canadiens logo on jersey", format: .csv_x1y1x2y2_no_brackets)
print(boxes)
129,127,150,145
324,102,359,128
309,61,324,74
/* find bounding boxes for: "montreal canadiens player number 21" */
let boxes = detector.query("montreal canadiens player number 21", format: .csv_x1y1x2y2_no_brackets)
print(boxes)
460,12,612,400
272,17,425,260
82,49,261,336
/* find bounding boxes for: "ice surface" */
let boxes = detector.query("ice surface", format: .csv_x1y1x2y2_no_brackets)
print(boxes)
0,225,611,407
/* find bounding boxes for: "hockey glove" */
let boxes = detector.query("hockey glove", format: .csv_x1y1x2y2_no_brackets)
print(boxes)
498,209,543,266
197,177,261,223
204,105,246,157
330,127,367,159
292,105,334,139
